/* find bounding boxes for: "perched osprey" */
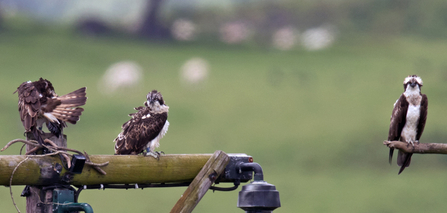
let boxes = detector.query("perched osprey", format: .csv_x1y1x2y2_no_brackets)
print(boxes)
388,75,428,174
114,90,169,159
15,78,87,145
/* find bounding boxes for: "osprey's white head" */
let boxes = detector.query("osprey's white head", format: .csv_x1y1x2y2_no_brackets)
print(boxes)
403,75,423,92
145,90,168,112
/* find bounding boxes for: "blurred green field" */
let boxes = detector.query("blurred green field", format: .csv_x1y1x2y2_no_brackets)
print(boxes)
1,28,447,212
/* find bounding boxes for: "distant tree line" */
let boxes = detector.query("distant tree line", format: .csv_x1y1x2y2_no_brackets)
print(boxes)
2,0,447,40
163,0,447,39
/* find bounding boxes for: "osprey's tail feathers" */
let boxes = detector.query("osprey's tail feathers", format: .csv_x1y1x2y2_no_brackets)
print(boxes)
57,87,87,108
389,148,394,165
52,87,87,124
51,107,84,124
397,150,412,175
46,120,65,138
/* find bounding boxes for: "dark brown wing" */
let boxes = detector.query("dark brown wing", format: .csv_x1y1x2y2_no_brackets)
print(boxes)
114,109,167,155
16,82,41,132
388,94,408,164
388,94,408,141
50,87,87,124
15,81,48,144
416,94,428,140
114,108,147,154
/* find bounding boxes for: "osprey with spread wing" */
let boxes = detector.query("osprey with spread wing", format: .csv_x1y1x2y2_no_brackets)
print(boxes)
15,78,87,145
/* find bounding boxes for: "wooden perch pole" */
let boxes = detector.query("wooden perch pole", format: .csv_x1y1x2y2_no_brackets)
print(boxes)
26,133,67,213
171,150,230,213
383,140,447,154
0,154,213,186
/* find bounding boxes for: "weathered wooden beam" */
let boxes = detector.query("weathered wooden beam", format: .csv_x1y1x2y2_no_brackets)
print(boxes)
170,150,230,213
383,140,447,154
0,154,213,186
26,133,67,213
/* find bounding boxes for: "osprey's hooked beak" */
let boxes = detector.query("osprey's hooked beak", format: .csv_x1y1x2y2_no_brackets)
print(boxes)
145,97,155,107
410,81,417,88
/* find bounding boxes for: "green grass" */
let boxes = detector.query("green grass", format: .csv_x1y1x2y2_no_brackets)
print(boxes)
1,27,447,212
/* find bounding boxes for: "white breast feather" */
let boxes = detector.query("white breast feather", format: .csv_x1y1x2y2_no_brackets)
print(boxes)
400,84,423,144
160,120,170,137
401,105,420,143
147,120,170,150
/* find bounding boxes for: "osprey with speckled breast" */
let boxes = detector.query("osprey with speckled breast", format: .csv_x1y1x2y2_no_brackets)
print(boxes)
114,90,169,159
15,78,87,145
388,75,428,174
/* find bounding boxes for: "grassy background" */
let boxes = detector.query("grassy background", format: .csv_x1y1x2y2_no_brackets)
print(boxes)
1,27,447,212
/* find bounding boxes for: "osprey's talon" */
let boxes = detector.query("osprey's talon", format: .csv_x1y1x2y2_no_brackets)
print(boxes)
145,151,160,160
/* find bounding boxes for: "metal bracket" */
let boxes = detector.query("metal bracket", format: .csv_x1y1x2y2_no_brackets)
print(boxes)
216,154,253,183
53,188,94,213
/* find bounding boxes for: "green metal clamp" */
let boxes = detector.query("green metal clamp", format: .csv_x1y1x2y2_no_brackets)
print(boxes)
53,189,93,213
